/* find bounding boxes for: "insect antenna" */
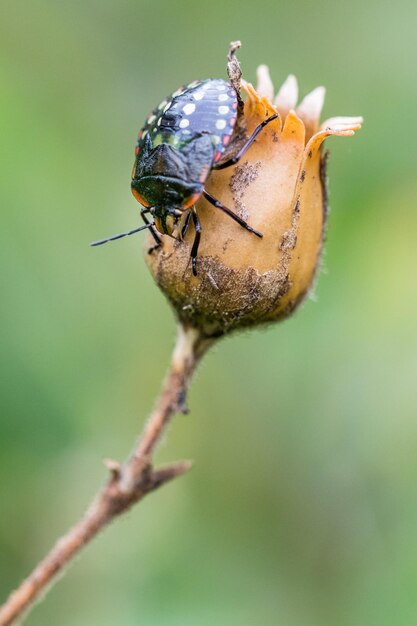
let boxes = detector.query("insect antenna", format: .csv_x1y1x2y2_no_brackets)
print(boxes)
90,223,155,247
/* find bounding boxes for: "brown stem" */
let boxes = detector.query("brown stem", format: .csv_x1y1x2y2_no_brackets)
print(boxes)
0,324,213,626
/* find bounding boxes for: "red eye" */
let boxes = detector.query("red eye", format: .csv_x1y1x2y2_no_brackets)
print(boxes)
132,188,152,207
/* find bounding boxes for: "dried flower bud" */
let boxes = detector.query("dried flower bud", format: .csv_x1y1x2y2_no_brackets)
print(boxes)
146,62,362,338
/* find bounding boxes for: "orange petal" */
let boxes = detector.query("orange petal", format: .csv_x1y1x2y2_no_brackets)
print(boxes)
305,118,363,161
241,80,281,135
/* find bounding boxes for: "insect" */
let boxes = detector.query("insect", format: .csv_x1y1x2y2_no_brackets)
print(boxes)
91,78,278,275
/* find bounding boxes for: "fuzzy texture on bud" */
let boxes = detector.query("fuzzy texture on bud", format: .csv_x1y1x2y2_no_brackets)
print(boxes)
146,65,362,338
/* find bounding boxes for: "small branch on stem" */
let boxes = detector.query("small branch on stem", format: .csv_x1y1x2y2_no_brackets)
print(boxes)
0,324,213,626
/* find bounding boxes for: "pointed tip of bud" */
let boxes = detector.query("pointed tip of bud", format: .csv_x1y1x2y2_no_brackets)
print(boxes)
275,74,299,116
229,40,241,54
255,65,274,101
297,86,326,129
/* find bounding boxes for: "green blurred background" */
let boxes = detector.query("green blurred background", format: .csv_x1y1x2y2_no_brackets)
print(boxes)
1,1,417,624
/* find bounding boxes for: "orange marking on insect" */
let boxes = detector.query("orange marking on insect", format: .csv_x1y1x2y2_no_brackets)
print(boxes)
213,151,222,163
131,188,151,207
182,192,202,209
222,135,231,147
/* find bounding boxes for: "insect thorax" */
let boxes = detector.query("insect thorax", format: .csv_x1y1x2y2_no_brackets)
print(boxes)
132,132,214,209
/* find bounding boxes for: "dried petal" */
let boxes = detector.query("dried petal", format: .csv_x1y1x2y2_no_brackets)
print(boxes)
297,86,326,142
255,64,274,102
320,116,364,131
274,74,298,120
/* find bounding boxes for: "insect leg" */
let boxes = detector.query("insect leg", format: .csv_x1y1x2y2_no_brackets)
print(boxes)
212,113,279,171
141,208,162,253
190,209,201,276
181,211,192,240
203,190,262,238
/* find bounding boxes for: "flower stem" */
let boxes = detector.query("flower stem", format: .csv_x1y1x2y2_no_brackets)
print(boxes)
0,324,213,626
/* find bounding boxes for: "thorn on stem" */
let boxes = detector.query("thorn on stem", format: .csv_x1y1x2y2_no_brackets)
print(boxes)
151,460,193,490
103,458,121,479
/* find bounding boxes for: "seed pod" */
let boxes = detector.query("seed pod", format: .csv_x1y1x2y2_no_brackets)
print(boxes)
146,65,362,338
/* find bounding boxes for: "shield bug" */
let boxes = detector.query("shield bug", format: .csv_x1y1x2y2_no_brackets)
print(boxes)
92,77,278,275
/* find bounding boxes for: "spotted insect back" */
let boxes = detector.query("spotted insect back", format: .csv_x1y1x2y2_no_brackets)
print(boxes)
136,79,238,165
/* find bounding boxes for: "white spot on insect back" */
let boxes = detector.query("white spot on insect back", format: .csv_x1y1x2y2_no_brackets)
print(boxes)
216,119,226,130
216,84,226,91
179,118,190,128
193,91,204,101
218,93,228,102
147,114,157,124
163,102,171,113
158,100,167,110
218,105,229,115
183,103,196,115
